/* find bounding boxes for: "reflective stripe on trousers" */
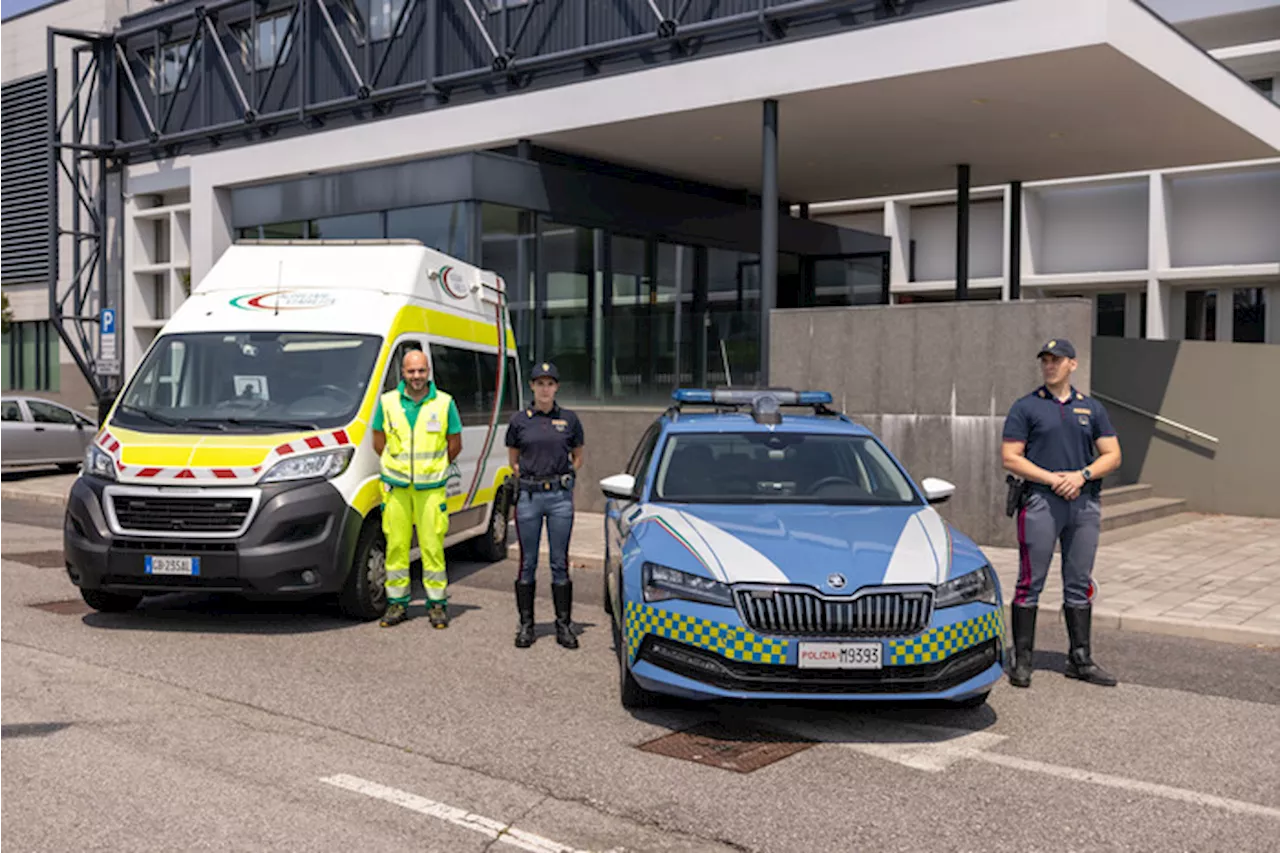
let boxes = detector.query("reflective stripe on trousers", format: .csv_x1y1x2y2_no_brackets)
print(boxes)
382,485,450,605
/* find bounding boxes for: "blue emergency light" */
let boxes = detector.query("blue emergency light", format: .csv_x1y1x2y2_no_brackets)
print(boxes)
670,388,835,424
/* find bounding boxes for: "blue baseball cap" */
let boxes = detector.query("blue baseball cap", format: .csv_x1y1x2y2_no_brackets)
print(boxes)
1037,338,1076,359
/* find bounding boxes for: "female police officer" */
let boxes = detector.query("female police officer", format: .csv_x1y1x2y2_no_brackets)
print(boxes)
506,362,585,649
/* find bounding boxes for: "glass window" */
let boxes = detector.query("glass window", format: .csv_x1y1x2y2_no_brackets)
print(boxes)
1139,291,1148,339
626,420,663,486
261,221,307,240
1,400,22,421
152,42,199,95
704,249,760,388
238,13,294,71
428,343,521,427
480,204,536,356
309,212,384,240
540,221,596,401
383,339,424,393
27,400,77,425
811,256,885,307
1233,288,1266,344
658,242,696,391
1185,290,1217,341
2,321,59,392
1096,293,1126,337
387,203,468,259
370,0,412,41
115,331,382,431
651,431,918,506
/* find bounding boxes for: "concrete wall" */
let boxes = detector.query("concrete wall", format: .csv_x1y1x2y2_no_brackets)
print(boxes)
1167,170,1280,267
574,407,667,514
1092,336,1280,518
770,299,1094,548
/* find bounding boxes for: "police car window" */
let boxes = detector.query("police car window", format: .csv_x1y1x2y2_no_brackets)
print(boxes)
626,422,662,479
653,432,917,505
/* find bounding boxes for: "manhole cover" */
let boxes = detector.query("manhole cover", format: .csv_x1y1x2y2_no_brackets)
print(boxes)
636,720,815,773
4,549,66,569
29,599,92,616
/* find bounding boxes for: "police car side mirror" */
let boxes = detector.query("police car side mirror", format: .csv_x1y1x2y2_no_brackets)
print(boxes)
601,473,637,501
921,477,956,505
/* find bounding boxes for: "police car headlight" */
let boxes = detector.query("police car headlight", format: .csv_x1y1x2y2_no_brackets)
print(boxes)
260,447,354,483
83,445,115,481
934,565,997,608
642,562,734,607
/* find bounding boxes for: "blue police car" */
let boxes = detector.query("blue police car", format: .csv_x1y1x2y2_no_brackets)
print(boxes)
600,388,1005,709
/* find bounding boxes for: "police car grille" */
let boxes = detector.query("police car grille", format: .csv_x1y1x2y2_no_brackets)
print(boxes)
112,497,252,533
735,589,932,637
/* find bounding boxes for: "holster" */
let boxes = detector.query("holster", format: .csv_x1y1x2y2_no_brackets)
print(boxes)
1005,474,1029,518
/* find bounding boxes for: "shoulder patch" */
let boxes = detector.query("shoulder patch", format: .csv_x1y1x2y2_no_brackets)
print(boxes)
1076,392,1084,400
1037,389,1046,398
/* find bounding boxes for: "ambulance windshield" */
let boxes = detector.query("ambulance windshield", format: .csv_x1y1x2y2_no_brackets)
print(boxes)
113,331,381,432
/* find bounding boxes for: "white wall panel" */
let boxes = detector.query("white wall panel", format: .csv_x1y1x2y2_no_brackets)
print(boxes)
1036,183,1149,274
909,200,1003,282
1168,168,1280,267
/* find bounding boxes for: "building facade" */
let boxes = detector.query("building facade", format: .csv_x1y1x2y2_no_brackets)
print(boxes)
809,0,1280,345
5,0,1279,413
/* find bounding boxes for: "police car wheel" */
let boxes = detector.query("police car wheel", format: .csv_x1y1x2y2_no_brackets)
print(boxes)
339,521,387,621
614,603,657,709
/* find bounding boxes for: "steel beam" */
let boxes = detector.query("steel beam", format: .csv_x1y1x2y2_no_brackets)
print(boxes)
956,162,970,300
1009,180,1022,300
760,98,779,387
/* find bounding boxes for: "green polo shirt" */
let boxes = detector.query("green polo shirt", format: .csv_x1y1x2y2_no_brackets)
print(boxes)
372,380,463,435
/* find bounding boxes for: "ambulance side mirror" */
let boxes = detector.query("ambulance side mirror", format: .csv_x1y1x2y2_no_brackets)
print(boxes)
600,473,637,501
921,477,955,505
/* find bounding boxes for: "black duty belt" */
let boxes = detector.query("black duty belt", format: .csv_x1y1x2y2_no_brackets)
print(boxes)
519,474,575,492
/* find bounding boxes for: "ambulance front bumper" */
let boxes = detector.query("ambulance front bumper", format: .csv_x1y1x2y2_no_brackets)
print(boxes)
63,476,364,597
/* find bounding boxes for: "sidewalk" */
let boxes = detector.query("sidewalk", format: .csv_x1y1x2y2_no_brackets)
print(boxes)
513,510,1280,648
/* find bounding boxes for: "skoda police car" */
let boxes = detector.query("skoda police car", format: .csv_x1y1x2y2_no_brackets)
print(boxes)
600,388,1005,709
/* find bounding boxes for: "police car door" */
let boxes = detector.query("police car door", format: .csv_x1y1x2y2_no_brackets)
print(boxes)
606,419,663,613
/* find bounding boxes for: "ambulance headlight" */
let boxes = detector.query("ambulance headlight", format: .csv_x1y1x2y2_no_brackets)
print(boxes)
934,565,997,608
83,445,116,481
260,447,354,483
642,562,734,607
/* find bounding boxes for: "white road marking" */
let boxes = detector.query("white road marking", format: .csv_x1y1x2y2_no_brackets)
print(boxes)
762,715,1280,821
320,774,596,853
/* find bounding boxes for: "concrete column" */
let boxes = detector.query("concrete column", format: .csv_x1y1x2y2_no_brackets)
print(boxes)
1145,279,1170,340
1215,286,1233,343
1124,290,1143,338
1268,285,1279,345
955,163,970,300
1146,174,1172,339
1003,181,1022,300
189,171,234,283
883,201,911,291
760,98,778,383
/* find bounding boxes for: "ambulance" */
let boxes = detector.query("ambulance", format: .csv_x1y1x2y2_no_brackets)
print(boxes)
63,239,521,620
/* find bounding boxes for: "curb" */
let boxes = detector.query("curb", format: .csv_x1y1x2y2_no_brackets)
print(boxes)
1,487,73,509
1008,604,1280,649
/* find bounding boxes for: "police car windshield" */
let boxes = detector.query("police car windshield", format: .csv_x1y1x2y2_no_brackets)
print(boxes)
652,432,919,505
112,331,381,432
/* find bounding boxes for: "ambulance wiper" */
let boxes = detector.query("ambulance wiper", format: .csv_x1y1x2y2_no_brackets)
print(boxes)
117,403,191,428
223,417,320,431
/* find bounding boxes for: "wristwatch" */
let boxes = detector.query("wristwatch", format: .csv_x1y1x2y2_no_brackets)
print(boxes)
1081,467,1093,481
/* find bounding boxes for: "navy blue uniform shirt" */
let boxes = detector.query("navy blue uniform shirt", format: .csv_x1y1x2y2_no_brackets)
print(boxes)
506,402,584,479
1003,386,1116,496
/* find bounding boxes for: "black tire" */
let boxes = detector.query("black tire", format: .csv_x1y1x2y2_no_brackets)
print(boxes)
338,520,387,621
602,568,612,616
80,588,141,613
613,598,657,710
57,462,81,473
470,489,511,563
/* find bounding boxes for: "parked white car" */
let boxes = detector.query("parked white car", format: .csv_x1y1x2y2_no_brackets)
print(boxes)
1,395,97,473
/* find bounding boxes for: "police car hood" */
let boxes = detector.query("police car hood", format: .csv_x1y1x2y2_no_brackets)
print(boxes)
632,503,985,589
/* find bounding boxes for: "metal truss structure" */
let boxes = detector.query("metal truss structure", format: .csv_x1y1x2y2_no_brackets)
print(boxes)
46,0,963,395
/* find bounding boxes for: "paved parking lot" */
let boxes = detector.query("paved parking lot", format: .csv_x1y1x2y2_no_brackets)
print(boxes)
4,497,1279,852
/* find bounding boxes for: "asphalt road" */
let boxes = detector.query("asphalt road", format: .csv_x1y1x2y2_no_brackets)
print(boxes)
3,496,1279,853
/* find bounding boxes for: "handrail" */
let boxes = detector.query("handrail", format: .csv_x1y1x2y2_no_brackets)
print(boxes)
1092,391,1219,445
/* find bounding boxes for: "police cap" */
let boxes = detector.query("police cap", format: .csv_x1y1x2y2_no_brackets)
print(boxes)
1036,338,1077,359
530,361,559,382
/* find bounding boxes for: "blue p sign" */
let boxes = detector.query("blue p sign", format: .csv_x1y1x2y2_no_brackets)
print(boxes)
101,308,116,335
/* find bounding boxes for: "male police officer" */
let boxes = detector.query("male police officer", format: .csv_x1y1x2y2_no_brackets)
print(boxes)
372,349,463,629
1002,338,1122,688
506,362,585,649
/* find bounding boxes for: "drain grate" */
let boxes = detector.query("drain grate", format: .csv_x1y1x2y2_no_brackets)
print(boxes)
29,598,92,616
4,549,67,569
636,720,815,773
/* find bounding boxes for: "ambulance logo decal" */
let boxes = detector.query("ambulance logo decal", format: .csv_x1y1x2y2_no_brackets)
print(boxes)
437,265,470,300
230,290,336,311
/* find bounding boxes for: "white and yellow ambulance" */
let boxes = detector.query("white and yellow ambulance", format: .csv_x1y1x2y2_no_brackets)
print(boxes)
65,239,520,619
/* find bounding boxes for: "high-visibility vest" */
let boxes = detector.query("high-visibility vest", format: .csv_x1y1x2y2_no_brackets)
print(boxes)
379,389,453,489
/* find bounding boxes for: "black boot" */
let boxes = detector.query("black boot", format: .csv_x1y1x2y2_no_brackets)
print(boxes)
514,581,536,648
1008,604,1037,688
1064,604,1118,686
552,581,578,649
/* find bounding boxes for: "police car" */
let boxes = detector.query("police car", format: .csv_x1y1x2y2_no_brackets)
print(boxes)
600,388,1005,709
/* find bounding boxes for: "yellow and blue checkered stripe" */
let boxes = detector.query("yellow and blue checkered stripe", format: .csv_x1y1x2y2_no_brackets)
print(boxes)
885,610,1004,665
624,602,789,665
624,602,1002,668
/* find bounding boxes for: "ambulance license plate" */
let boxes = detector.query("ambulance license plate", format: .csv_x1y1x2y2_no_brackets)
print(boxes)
797,642,882,670
145,555,199,576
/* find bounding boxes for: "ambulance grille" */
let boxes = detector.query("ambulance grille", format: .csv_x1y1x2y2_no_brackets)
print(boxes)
735,587,932,637
112,496,253,534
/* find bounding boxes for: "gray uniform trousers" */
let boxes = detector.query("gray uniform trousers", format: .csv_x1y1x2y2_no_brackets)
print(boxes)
1013,488,1101,608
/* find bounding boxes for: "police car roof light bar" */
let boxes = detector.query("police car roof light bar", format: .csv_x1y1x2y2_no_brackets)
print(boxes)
670,388,836,422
